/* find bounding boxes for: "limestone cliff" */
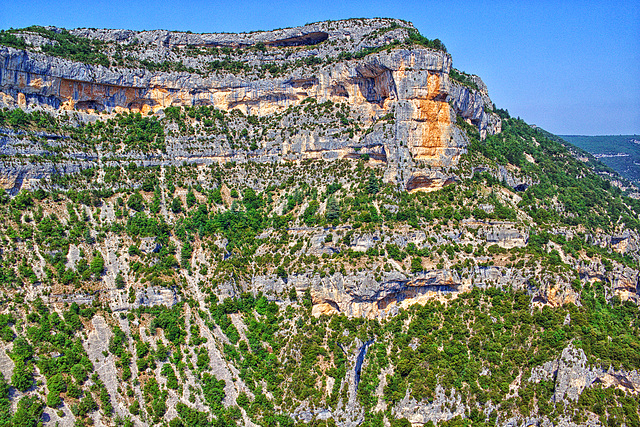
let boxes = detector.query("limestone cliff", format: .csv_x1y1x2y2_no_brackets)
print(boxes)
2,20,635,427
0,18,500,192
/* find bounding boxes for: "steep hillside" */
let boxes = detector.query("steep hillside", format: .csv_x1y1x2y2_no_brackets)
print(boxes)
0,18,638,427
560,135,640,185
0,18,499,195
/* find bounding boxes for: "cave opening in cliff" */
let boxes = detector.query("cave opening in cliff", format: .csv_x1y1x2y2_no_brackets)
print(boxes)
75,100,105,112
265,31,329,47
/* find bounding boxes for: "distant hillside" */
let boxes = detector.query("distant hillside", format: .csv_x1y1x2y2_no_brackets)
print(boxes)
560,135,640,184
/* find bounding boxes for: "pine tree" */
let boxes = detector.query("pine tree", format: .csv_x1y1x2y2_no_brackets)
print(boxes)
366,171,379,195
181,241,192,269
90,252,105,277
326,196,340,223
115,273,126,289
186,190,196,208
171,197,182,213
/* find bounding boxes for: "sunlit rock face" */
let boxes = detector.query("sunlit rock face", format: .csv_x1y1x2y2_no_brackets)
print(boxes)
0,19,501,186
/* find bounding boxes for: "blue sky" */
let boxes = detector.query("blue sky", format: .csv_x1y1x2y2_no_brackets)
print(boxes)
2,0,639,135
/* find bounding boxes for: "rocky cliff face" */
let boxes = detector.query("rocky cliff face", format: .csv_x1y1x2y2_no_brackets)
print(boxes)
0,18,638,427
0,18,500,192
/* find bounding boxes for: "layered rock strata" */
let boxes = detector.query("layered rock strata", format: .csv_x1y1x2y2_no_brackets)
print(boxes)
0,19,501,191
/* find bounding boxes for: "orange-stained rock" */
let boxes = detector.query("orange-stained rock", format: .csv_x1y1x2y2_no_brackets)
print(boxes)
311,302,340,317
0,44,501,178
409,73,454,163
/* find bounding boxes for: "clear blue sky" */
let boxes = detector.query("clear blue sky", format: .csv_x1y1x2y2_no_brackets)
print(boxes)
2,0,639,135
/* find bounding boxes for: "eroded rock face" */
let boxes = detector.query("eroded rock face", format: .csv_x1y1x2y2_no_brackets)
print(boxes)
251,266,521,319
529,343,640,404
49,286,179,311
486,227,528,248
610,266,640,302
1,46,448,113
244,249,638,319
553,345,599,402
610,230,639,254
0,19,501,186
395,386,465,425
406,171,456,193
578,261,640,303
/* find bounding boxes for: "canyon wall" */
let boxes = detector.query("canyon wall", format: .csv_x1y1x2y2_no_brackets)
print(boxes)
0,19,501,192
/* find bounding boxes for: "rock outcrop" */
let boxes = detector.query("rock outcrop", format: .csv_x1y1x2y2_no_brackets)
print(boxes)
485,227,528,248
529,343,640,402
